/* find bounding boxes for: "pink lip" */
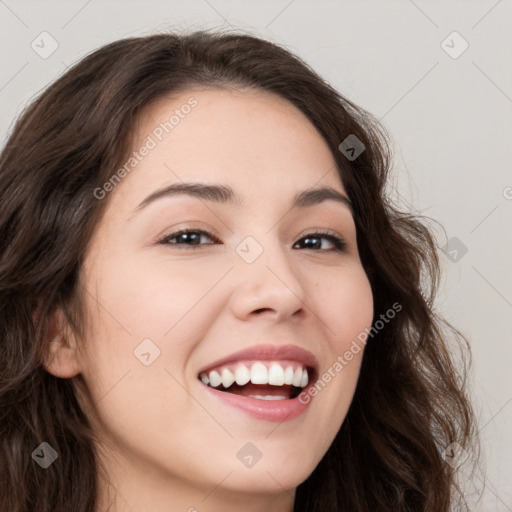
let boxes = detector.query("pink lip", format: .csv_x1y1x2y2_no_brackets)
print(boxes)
197,344,318,422
201,382,314,422
198,343,319,374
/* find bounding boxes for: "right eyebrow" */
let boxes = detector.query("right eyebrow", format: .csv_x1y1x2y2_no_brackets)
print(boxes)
130,182,353,217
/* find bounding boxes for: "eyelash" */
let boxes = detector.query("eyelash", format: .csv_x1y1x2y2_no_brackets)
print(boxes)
157,228,347,252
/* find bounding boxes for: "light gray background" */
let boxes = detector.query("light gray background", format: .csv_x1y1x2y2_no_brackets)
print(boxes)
1,0,511,509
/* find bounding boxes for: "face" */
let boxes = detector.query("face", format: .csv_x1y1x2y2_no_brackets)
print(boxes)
59,88,373,508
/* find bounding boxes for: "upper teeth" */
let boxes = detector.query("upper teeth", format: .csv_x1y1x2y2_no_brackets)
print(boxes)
199,362,309,389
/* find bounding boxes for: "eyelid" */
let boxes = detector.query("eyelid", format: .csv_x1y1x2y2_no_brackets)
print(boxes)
299,229,347,251
152,223,222,245
297,227,344,241
156,225,348,252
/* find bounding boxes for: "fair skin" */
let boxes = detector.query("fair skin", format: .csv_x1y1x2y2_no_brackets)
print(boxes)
44,87,374,512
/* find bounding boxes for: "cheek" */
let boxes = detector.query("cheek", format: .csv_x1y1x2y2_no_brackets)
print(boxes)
316,265,374,350
305,265,373,412
91,253,226,339
78,255,231,405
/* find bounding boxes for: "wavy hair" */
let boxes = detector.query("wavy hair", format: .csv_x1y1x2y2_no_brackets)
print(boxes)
0,29,478,511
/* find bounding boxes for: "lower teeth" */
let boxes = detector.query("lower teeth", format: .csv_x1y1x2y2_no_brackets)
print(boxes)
248,395,288,400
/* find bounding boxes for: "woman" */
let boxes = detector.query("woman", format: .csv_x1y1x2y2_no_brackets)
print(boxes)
0,30,477,511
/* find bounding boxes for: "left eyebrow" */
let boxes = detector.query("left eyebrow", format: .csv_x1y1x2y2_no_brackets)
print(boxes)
130,182,353,216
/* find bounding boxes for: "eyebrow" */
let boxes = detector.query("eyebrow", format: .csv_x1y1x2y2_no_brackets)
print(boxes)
131,182,353,216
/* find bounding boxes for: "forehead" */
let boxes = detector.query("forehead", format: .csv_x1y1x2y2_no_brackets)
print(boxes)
112,87,347,213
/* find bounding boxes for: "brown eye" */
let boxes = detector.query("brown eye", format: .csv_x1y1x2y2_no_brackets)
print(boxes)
158,229,346,252
293,232,347,252
158,229,219,248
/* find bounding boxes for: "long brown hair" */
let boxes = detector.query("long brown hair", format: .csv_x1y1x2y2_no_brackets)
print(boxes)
0,29,478,511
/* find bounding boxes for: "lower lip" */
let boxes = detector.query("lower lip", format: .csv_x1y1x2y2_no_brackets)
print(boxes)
201,383,313,422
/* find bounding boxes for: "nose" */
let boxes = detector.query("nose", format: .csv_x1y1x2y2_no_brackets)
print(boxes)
228,236,309,323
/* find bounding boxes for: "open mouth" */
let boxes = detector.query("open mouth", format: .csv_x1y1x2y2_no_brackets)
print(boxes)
198,361,314,401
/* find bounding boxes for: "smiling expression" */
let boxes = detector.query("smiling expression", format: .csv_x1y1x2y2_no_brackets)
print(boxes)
65,87,374,506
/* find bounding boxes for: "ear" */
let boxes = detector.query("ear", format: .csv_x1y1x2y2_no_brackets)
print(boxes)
42,307,82,378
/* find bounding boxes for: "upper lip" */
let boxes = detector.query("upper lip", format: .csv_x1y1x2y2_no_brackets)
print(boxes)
197,344,319,375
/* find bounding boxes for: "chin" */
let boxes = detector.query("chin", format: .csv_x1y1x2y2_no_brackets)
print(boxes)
217,446,319,494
